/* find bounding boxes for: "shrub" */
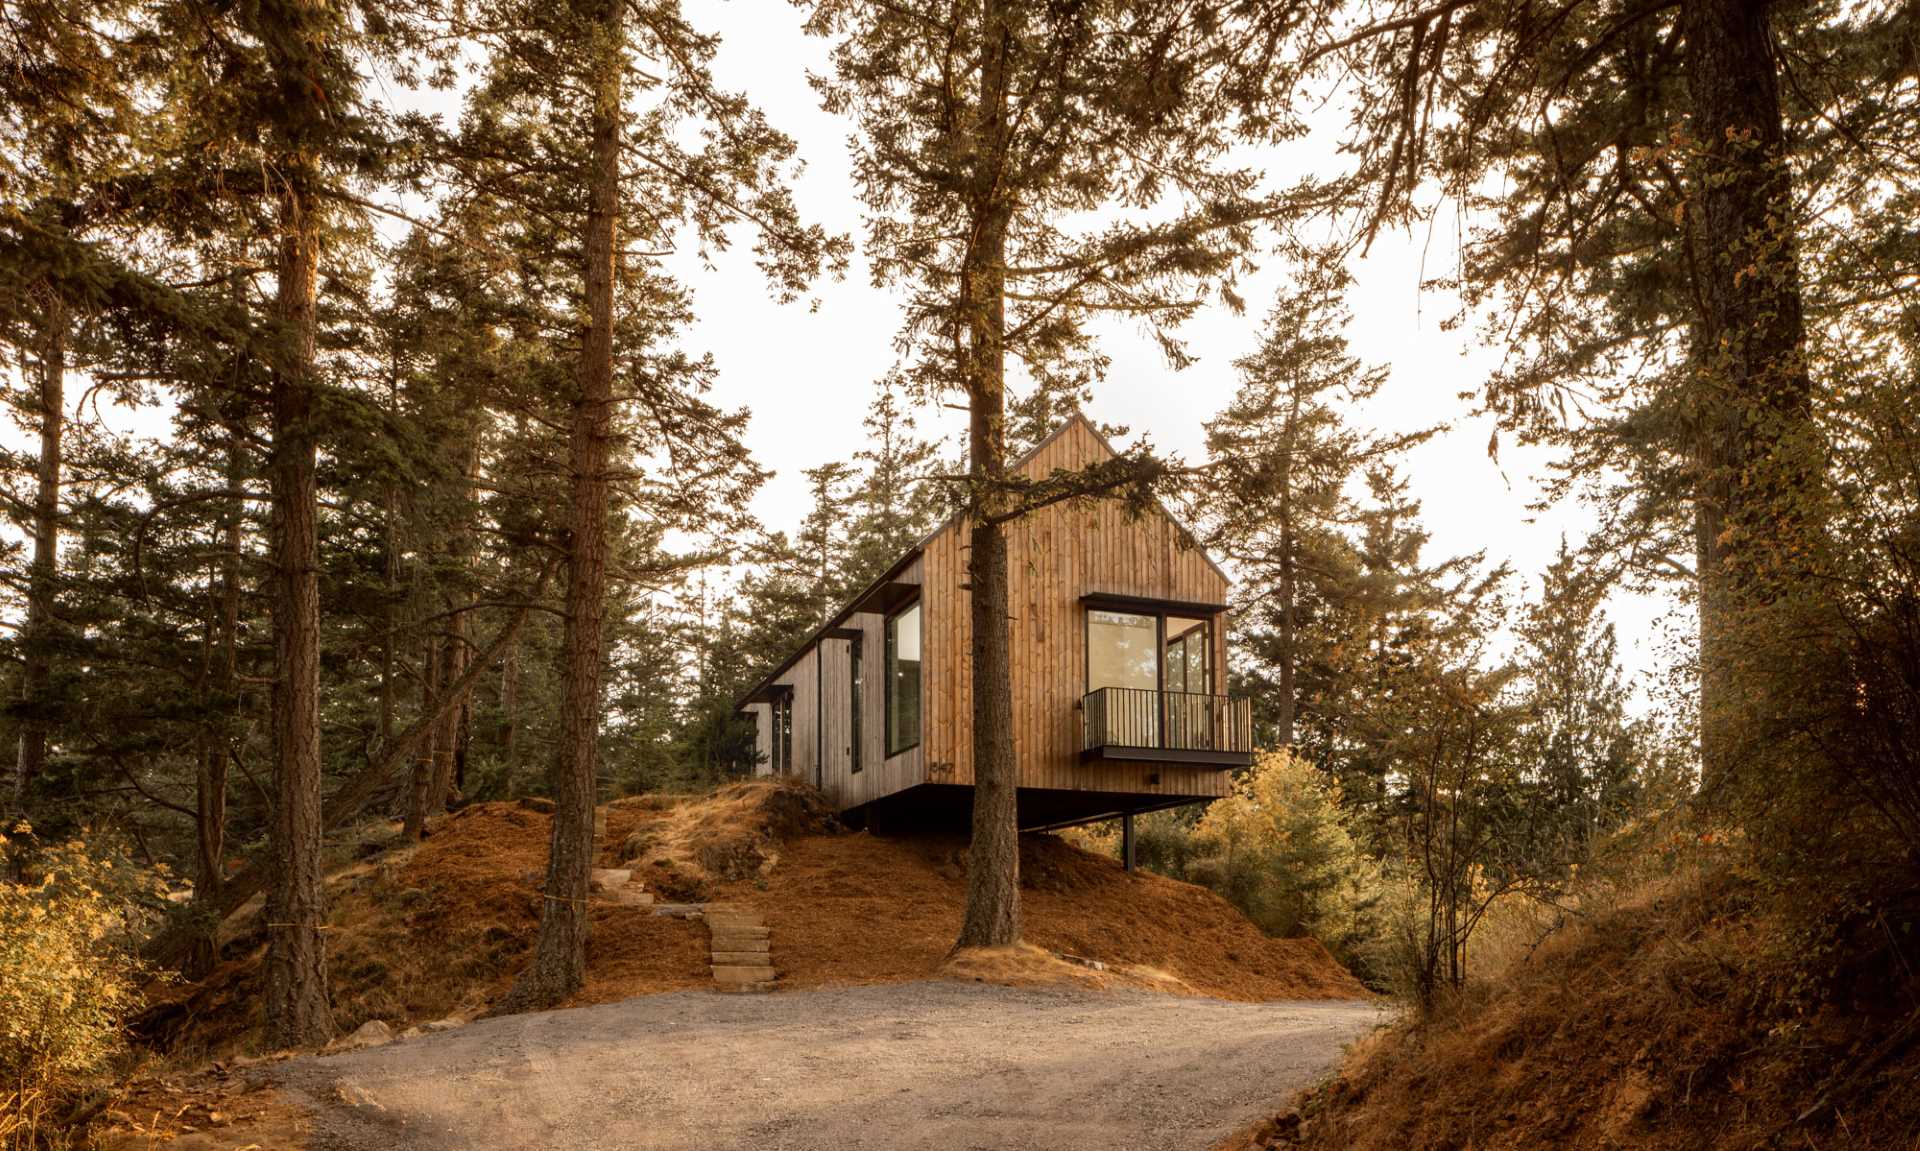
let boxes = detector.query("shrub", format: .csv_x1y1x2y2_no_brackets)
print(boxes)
1187,751,1390,982
0,822,163,1147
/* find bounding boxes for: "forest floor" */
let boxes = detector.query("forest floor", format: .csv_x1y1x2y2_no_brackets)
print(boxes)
102,781,1368,1149
138,781,1363,1065
276,981,1381,1151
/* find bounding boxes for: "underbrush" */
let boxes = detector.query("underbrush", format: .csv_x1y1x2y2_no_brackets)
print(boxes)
1227,847,1920,1150
0,823,166,1149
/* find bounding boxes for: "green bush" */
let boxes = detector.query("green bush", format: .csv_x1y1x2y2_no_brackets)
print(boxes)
1186,751,1390,982
0,822,163,1147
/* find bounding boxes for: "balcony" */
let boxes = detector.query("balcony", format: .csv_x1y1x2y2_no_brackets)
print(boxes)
1079,687,1255,768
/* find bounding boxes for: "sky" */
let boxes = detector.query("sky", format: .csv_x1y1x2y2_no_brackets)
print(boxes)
1,0,1690,712
662,0,1687,710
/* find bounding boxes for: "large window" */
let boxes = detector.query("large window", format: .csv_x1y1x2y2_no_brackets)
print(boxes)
1164,616,1212,694
849,639,864,774
1085,605,1219,749
886,602,922,755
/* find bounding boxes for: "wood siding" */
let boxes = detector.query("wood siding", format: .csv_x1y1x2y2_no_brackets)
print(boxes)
754,558,927,808
748,415,1233,811
921,417,1234,802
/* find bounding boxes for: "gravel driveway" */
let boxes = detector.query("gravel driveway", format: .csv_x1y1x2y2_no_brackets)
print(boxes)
281,982,1382,1151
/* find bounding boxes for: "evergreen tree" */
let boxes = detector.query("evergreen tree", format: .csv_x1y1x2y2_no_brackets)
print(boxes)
1201,259,1427,750
842,375,943,591
805,0,1303,949
1514,540,1647,860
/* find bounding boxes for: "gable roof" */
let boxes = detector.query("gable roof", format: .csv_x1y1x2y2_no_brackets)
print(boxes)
733,411,1230,713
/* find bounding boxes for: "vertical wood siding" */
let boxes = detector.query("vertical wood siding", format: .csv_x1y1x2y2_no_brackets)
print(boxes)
921,417,1235,801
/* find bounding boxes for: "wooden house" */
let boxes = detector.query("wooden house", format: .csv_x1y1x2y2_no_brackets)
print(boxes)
736,415,1253,856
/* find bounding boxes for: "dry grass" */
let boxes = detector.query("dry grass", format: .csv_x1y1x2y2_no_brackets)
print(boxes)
722,830,1366,1001
1220,864,1920,1151
143,781,1363,1062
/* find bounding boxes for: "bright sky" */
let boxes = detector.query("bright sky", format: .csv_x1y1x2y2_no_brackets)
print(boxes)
2,0,1689,713
667,0,1686,711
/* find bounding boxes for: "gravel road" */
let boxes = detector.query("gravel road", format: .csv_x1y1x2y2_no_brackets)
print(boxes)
280,982,1382,1151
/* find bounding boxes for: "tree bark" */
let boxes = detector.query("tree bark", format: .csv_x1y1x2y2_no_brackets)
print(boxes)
427,430,479,815
1681,0,1813,793
404,633,439,840
501,0,622,1011
262,16,334,1039
187,428,245,978
14,290,64,807
1275,393,1300,749
956,0,1021,951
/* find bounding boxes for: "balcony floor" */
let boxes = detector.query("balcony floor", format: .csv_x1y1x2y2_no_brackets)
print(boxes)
846,783,1217,834
1079,745,1256,768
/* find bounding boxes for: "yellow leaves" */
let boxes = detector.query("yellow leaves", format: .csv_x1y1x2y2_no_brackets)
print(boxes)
0,826,157,1102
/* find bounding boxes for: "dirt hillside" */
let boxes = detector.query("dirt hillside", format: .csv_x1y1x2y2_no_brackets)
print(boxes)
1220,866,1920,1151
143,781,1362,1060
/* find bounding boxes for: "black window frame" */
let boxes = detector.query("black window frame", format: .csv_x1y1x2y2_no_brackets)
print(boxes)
775,692,793,774
849,637,864,774
885,598,923,757
1083,603,1220,699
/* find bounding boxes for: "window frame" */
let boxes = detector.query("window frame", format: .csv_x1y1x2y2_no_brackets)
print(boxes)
1083,603,1220,699
884,598,923,757
777,692,793,774
849,637,864,774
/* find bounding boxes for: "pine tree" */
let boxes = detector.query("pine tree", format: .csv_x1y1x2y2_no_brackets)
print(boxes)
1201,259,1426,750
451,0,844,1010
1246,0,1916,793
842,376,943,591
1515,540,1645,860
797,461,857,622
805,0,1302,950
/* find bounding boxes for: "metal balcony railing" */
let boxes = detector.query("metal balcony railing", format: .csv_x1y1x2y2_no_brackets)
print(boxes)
1081,687,1254,761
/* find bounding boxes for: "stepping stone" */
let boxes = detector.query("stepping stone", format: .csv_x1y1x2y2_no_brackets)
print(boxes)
712,951,772,965
715,981,775,994
710,937,769,953
712,965,776,985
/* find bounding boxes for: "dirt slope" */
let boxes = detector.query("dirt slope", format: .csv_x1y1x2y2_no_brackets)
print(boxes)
145,781,1361,1060
1222,867,1920,1151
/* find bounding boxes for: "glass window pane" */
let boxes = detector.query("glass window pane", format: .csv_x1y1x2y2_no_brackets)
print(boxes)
1088,610,1159,691
1089,610,1158,746
887,603,921,754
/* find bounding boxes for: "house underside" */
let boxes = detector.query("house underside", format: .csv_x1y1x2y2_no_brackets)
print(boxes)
843,782,1216,835
735,416,1256,856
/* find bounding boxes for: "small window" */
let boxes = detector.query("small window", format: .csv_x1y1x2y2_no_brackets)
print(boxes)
778,694,793,774
849,639,864,774
886,602,922,755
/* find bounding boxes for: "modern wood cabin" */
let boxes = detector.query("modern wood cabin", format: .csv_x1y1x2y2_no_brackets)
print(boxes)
737,414,1254,854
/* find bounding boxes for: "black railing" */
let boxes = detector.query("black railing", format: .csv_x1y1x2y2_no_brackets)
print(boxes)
1081,687,1254,756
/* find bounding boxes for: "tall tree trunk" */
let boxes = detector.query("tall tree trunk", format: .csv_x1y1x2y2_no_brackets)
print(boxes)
501,0,621,1011
500,630,521,787
956,0,1021,951
262,64,334,1045
1275,397,1299,749
428,429,479,814
404,633,439,840
1681,0,1813,793
14,290,64,806
187,429,245,978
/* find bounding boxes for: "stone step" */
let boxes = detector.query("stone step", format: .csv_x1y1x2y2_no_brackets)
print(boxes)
589,868,634,889
714,981,776,994
711,951,774,966
712,965,778,985
709,937,769,954
706,922,768,935
705,914,763,927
